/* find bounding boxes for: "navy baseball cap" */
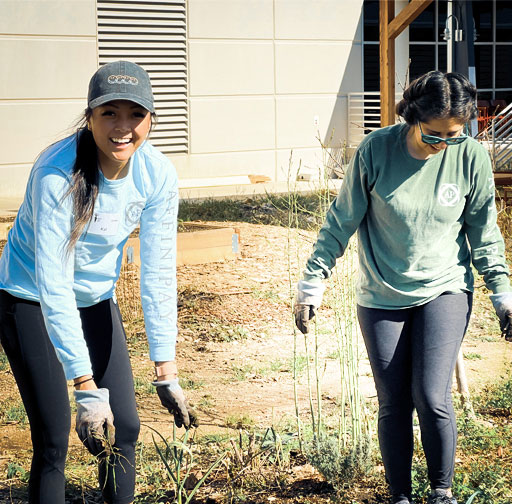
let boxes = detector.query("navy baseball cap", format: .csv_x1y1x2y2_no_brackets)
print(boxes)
87,60,155,113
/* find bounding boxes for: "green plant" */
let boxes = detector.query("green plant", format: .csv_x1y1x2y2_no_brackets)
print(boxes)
463,352,483,360
6,462,29,482
0,349,9,371
230,363,255,381
225,413,255,430
133,376,155,396
476,368,512,416
1,402,28,425
251,289,281,303
150,425,227,504
179,375,205,391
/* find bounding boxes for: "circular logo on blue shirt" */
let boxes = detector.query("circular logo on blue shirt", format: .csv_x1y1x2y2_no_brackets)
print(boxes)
125,202,144,225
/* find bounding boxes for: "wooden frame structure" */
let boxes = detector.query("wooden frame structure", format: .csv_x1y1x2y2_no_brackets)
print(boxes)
379,0,434,126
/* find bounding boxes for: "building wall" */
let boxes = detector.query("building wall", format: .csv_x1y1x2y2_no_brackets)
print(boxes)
0,0,97,197
173,0,365,183
0,0,366,198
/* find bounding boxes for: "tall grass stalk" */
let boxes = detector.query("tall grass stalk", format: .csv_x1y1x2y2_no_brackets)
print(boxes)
286,139,373,489
286,152,304,450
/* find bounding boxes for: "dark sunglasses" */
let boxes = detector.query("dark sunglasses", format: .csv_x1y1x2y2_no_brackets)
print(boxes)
419,123,469,145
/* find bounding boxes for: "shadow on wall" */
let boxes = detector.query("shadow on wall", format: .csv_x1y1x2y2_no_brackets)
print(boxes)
322,8,364,174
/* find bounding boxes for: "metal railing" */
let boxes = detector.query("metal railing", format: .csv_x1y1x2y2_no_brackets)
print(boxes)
476,102,512,171
347,91,402,147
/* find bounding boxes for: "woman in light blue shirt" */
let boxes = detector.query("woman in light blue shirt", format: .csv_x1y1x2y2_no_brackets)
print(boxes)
0,60,195,504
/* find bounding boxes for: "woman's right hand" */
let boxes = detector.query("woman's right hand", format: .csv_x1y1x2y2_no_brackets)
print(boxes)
74,388,115,456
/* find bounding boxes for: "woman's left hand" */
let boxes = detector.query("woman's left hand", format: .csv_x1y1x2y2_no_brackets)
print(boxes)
152,378,199,428
490,293,512,342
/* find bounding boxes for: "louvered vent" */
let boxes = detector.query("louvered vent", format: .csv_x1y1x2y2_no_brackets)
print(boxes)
97,0,188,154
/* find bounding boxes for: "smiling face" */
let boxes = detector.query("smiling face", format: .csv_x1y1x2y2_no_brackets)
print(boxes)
88,100,152,179
408,117,466,159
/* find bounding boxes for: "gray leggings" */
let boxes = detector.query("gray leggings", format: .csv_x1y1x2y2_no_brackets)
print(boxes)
357,292,472,500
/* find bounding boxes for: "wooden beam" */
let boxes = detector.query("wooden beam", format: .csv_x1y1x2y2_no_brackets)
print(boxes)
379,0,434,127
388,0,434,40
380,0,395,127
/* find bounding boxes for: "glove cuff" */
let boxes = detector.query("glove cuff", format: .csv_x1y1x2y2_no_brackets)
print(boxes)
296,279,325,308
74,387,110,403
152,378,181,391
490,292,512,314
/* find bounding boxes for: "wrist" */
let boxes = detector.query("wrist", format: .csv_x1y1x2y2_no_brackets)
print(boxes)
154,361,178,381
73,375,97,391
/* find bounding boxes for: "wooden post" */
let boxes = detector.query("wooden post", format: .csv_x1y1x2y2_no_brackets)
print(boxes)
379,0,435,127
380,0,395,127
455,349,476,419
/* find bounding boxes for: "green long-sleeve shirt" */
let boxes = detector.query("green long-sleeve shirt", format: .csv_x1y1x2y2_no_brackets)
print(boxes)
304,122,511,309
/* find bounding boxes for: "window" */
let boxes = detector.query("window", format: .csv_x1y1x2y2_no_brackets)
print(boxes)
408,0,447,81
363,0,448,89
97,0,188,154
474,0,512,101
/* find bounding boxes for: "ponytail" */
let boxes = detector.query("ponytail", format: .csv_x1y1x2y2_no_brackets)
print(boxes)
65,108,100,254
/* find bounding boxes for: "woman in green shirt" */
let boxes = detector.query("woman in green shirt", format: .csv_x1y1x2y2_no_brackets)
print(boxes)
295,71,512,504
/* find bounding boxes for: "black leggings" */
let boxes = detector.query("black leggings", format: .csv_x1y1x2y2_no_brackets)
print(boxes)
357,292,472,500
0,290,140,504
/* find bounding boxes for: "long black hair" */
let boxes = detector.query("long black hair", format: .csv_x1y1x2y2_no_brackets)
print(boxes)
396,71,478,125
65,107,157,253
65,108,99,254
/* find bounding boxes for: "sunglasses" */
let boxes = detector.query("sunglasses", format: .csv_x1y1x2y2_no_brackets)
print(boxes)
418,123,469,145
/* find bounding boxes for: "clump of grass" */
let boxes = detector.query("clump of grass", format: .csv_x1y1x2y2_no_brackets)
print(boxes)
230,363,255,381
226,414,255,430
179,376,205,391
475,368,512,417
178,191,333,230
133,376,155,396
463,352,483,360
0,349,9,371
1,402,28,425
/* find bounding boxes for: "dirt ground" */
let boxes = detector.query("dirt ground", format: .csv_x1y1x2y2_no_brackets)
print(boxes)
0,221,511,503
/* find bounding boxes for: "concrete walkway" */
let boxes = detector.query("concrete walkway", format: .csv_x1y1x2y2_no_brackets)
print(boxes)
0,197,22,218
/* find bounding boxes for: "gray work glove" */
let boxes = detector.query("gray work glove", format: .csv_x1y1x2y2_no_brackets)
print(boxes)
490,292,512,342
294,304,316,334
294,279,326,335
152,378,198,428
74,388,115,456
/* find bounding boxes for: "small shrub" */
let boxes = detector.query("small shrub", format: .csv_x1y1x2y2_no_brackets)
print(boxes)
305,434,373,494
6,462,29,482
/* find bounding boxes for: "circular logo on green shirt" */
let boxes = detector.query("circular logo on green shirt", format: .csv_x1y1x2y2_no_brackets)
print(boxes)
438,183,460,207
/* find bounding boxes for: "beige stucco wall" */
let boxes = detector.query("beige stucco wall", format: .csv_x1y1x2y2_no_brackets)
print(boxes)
0,0,97,198
174,0,365,183
0,0,410,198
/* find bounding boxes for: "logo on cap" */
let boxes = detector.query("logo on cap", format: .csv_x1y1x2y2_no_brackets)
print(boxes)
107,75,139,85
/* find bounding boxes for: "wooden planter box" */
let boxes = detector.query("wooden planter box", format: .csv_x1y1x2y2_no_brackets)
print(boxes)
124,222,240,267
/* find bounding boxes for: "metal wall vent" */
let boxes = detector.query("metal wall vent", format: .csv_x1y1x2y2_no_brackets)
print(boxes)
97,0,188,154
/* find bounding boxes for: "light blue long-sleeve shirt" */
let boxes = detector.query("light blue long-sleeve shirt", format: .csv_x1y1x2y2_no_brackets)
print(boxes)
0,133,178,379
